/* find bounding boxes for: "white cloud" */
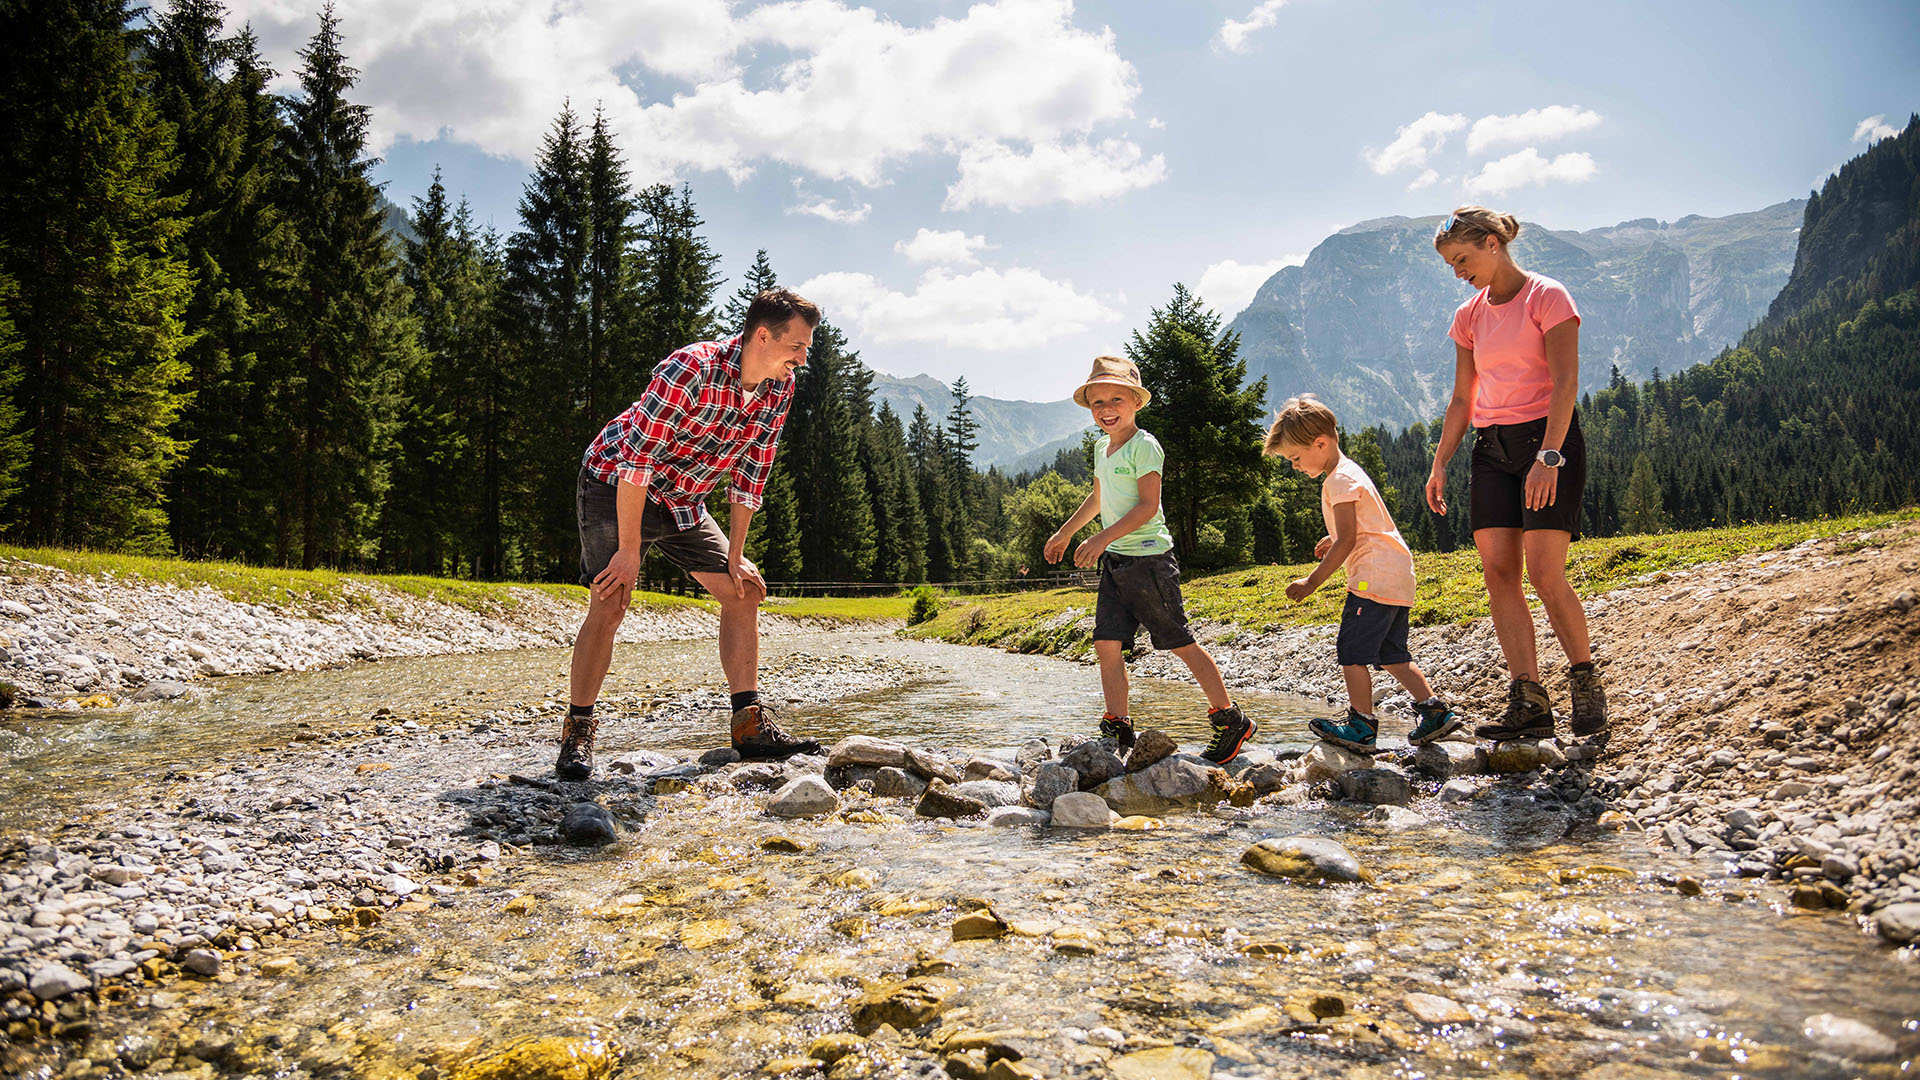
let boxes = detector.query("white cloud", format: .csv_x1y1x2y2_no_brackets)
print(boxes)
1197,255,1306,318
227,0,1153,208
1408,168,1439,191
944,138,1166,211
1853,114,1899,143
797,265,1121,351
1466,105,1602,154
1217,0,1289,53
896,228,992,266
1365,112,1466,175
788,198,872,224
1464,148,1597,196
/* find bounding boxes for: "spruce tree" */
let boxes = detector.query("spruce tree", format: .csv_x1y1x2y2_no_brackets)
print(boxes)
786,321,876,580
864,402,927,583
273,4,419,568
908,406,956,581
944,377,979,573
583,106,638,423
749,458,804,580
0,274,25,519
0,0,194,550
468,219,514,578
720,249,780,336
632,182,722,388
1623,452,1667,534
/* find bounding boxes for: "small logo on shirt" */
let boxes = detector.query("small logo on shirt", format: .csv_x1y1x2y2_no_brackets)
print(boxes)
1114,466,1133,475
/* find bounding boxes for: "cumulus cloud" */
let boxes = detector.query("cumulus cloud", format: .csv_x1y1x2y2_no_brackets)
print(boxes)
789,198,872,224
1408,168,1439,191
1364,112,1467,175
796,265,1121,351
227,0,1156,208
1464,148,1596,196
896,228,993,266
1217,0,1289,53
1466,105,1602,154
944,138,1166,211
1197,255,1306,318
1853,114,1900,143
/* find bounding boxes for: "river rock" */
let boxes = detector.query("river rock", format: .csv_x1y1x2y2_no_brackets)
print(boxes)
1802,1013,1898,1060
1061,740,1126,789
828,735,911,769
1300,741,1374,781
29,963,90,1000
1241,762,1292,795
768,777,839,818
1336,767,1412,806
182,948,222,976
873,767,929,799
1404,992,1471,1025
130,680,192,702
905,747,962,784
850,977,961,1034
1094,755,1232,814
1028,763,1078,809
698,747,741,766
1109,1047,1215,1080
953,909,1009,940
824,763,883,790
1125,729,1180,773
1051,792,1116,828
450,1035,618,1080
727,762,792,790
1367,805,1428,829
1439,778,1478,804
1873,902,1920,944
917,780,988,819
985,806,1049,827
1014,738,1052,775
1487,740,1566,774
964,757,1019,782
1241,836,1370,884
561,803,618,845
951,779,1022,807
1415,740,1486,778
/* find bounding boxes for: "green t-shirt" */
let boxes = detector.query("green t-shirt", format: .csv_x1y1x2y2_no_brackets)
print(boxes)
1095,429,1174,556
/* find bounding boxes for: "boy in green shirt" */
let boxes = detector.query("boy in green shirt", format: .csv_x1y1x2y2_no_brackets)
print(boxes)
1045,356,1257,764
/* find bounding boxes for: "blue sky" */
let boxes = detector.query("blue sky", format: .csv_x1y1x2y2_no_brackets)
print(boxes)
224,0,1920,401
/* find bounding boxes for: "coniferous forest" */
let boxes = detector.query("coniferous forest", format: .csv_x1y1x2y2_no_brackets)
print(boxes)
0,1,1914,583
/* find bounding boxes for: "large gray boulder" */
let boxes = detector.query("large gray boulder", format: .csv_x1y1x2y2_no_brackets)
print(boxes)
1061,739,1126,789
1094,755,1233,815
1124,730,1180,773
1414,740,1486,779
1335,767,1413,806
872,767,929,799
985,806,1050,828
904,747,962,784
767,776,839,818
950,779,1021,808
1241,836,1370,884
1300,741,1375,781
1028,763,1078,809
1051,792,1117,828
916,780,988,819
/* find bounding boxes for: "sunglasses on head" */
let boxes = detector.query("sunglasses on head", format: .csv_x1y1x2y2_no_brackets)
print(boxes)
1436,212,1459,237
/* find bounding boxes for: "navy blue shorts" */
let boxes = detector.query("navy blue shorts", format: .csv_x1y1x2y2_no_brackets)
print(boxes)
1335,594,1412,668
1093,551,1196,652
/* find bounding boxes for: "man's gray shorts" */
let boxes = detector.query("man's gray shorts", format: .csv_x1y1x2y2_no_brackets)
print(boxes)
576,469,730,586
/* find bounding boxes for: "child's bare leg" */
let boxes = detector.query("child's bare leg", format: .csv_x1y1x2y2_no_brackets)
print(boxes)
1170,642,1232,711
1342,665,1374,715
1382,661,1435,702
1094,640,1130,717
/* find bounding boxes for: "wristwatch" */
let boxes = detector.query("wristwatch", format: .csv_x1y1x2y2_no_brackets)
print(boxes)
1535,448,1566,468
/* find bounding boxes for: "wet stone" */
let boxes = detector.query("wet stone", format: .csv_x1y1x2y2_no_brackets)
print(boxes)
1014,738,1052,775
985,807,1048,828
1241,836,1369,884
1061,739,1126,789
1415,740,1486,778
181,949,221,976
1487,740,1565,774
953,910,1009,941
1109,1046,1215,1080
29,964,89,1000
964,757,1020,783
904,747,961,784
1241,762,1292,795
823,763,883,791
872,767,929,799
698,747,740,767
1028,763,1078,809
1094,755,1232,815
1336,767,1412,806
1873,901,1920,944
850,977,960,1034
129,680,191,702
1051,792,1115,828
768,777,839,819
950,779,1022,808
1367,805,1428,829
916,781,988,820
450,1035,617,1080
1124,730,1180,773
1301,741,1374,781
560,803,618,846
1802,1013,1898,1060
1404,992,1471,1025
828,735,911,769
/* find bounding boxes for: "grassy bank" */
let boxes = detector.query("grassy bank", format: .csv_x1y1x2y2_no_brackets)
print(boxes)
906,509,1920,657
0,545,911,623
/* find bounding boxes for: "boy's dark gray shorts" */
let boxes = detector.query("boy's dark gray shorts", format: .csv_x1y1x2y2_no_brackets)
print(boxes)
576,469,730,586
1093,550,1195,652
1335,594,1413,668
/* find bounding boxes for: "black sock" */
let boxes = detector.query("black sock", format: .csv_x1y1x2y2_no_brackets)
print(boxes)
568,703,594,718
731,690,761,713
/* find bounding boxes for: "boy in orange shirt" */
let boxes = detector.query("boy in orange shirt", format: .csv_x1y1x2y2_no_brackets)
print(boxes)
1266,394,1460,751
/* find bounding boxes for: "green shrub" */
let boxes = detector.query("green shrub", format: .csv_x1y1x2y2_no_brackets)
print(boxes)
907,585,944,626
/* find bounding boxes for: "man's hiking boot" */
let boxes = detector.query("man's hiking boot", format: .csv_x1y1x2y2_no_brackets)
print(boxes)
1474,678,1554,741
1407,698,1463,745
1200,704,1257,764
731,703,823,761
1099,714,1137,754
555,712,598,781
1568,661,1609,737
1309,709,1378,753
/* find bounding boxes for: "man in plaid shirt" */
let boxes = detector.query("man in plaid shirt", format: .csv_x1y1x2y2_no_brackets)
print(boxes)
558,288,825,780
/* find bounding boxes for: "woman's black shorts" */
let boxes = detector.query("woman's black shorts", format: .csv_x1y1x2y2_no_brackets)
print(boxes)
1468,412,1586,537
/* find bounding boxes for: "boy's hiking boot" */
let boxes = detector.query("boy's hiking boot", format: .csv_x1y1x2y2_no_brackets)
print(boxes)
1407,698,1462,745
1568,661,1609,737
731,703,823,761
555,712,598,781
1309,709,1377,753
1200,705,1257,764
1474,678,1555,742
1099,714,1137,754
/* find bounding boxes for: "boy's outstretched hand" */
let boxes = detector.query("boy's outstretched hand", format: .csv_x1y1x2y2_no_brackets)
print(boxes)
1285,577,1314,602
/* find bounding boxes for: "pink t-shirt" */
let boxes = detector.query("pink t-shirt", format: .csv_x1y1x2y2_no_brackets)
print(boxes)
1447,273,1581,427
1321,454,1416,607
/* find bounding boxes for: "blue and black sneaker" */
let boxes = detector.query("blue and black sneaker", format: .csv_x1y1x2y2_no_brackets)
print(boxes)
1407,698,1462,746
1309,709,1378,753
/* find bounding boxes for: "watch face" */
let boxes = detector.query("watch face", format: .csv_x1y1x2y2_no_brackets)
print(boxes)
1540,449,1563,467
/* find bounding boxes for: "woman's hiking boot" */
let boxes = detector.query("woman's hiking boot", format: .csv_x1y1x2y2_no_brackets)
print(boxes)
555,712,598,781
1407,699,1462,745
1474,678,1555,741
731,703,823,761
1200,705,1257,764
1099,714,1137,753
1568,661,1609,736
1309,709,1377,753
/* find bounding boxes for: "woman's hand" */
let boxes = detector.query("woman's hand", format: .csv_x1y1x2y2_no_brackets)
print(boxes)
1425,465,1449,515
1525,461,1558,510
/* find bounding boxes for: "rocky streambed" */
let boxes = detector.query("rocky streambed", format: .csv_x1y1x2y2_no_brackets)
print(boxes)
2,633,1917,1079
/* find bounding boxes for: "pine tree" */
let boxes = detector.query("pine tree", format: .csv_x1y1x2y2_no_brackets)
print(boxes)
583,106,637,424
1126,284,1269,559
1250,497,1285,563
864,402,927,583
0,0,194,550
1623,452,1667,534
632,182,722,393
0,274,25,519
944,377,980,572
749,458,803,580
786,321,876,580
719,249,780,336
467,219,514,578
272,4,419,568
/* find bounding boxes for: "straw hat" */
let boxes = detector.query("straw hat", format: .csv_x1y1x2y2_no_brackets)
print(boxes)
1072,355,1151,408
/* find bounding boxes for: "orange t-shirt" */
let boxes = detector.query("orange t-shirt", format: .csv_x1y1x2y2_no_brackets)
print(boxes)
1447,273,1581,427
1321,454,1416,607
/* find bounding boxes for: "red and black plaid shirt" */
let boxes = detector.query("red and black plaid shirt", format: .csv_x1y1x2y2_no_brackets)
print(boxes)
581,336,794,531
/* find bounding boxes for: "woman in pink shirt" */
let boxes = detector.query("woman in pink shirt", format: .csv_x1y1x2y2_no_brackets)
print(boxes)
1423,205,1608,743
